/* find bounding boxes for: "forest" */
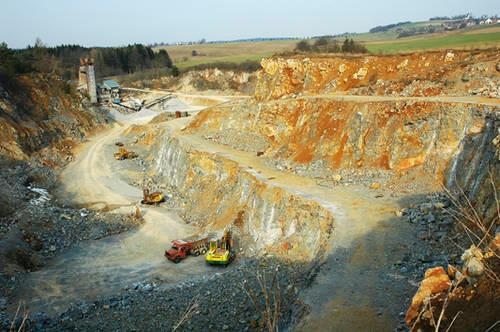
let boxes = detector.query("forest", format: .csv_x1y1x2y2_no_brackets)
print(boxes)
0,41,176,88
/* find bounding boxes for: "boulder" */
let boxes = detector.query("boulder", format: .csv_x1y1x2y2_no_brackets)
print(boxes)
405,267,451,325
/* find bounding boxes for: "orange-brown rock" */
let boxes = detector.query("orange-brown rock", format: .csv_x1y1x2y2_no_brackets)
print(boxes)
188,98,491,183
405,267,452,325
256,50,500,100
153,136,335,260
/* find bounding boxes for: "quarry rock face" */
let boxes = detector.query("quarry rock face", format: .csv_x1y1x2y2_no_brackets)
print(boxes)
0,74,108,163
447,110,500,226
130,68,257,94
182,51,500,285
188,98,494,183
153,136,334,260
256,50,500,100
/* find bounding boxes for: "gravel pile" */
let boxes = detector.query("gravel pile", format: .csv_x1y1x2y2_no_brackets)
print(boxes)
1,259,316,332
0,162,143,312
393,194,463,279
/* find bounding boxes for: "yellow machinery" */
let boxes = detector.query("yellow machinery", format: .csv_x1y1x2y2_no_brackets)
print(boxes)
114,147,138,160
205,230,234,266
141,188,165,205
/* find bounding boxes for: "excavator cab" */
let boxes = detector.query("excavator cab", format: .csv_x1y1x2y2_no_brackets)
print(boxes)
209,240,217,252
205,231,234,266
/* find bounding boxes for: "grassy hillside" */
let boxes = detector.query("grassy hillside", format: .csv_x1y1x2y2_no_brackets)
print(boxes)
158,24,500,69
158,40,297,69
367,30,500,53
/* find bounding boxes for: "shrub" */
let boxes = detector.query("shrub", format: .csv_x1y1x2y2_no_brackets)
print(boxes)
295,40,311,52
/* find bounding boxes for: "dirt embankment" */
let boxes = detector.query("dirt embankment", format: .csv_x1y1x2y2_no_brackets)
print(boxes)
0,73,112,218
255,50,500,100
0,74,110,164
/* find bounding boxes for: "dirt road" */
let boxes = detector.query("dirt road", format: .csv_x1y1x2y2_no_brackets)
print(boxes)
14,99,227,314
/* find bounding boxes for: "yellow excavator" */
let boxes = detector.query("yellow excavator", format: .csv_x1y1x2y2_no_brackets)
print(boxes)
205,230,234,266
114,147,138,160
141,188,165,205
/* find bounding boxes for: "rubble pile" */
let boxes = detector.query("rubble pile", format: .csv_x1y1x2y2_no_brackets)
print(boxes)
405,241,499,331
0,259,315,332
0,162,143,306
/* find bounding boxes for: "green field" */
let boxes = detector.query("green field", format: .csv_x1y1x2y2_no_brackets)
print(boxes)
159,40,297,69
367,31,500,53
157,24,500,69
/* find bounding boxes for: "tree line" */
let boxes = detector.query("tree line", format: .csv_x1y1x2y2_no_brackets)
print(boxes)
0,40,177,86
295,38,368,54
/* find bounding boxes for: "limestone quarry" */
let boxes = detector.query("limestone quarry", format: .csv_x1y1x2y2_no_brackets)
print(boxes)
0,49,499,331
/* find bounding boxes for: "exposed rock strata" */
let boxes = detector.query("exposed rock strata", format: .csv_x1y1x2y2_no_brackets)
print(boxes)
256,51,500,100
188,98,494,184
152,136,334,260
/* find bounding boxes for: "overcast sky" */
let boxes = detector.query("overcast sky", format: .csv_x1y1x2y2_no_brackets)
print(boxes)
1,0,498,48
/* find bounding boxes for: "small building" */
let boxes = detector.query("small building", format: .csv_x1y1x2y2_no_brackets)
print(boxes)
98,80,121,103
485,18,493,25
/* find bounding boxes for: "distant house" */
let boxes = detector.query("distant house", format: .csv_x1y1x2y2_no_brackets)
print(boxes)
485,18,493,24
98,80,121,103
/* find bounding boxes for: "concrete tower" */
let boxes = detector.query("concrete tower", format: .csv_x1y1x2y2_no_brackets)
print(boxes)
78,58,98,104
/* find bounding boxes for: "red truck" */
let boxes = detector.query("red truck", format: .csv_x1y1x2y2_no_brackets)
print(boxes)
165,237,209,263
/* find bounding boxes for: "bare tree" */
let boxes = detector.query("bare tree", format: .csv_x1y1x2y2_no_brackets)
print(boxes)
172,296,200,332
242,266,281,332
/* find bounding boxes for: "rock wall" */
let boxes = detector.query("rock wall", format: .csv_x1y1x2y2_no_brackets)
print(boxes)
447,110,500,224
152,135,334,260
0,74,109,164
188,98,493,182
130,68,257,94
255,50,500,100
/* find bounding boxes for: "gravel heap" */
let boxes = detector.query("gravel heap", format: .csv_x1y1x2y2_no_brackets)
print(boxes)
389,193,470,331
0,162,143,312
1,259,318,332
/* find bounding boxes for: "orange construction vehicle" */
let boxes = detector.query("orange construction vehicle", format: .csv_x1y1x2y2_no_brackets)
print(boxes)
165,237,209,263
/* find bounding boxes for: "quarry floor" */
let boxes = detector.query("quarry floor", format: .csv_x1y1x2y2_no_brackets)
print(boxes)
11,93,499,330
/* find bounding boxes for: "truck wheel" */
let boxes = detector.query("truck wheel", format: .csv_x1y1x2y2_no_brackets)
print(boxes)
193,250,200,257
201,248,207,254
174,257,181,264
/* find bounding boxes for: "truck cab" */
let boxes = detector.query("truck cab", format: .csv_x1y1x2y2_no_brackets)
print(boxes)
165,240,189,263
